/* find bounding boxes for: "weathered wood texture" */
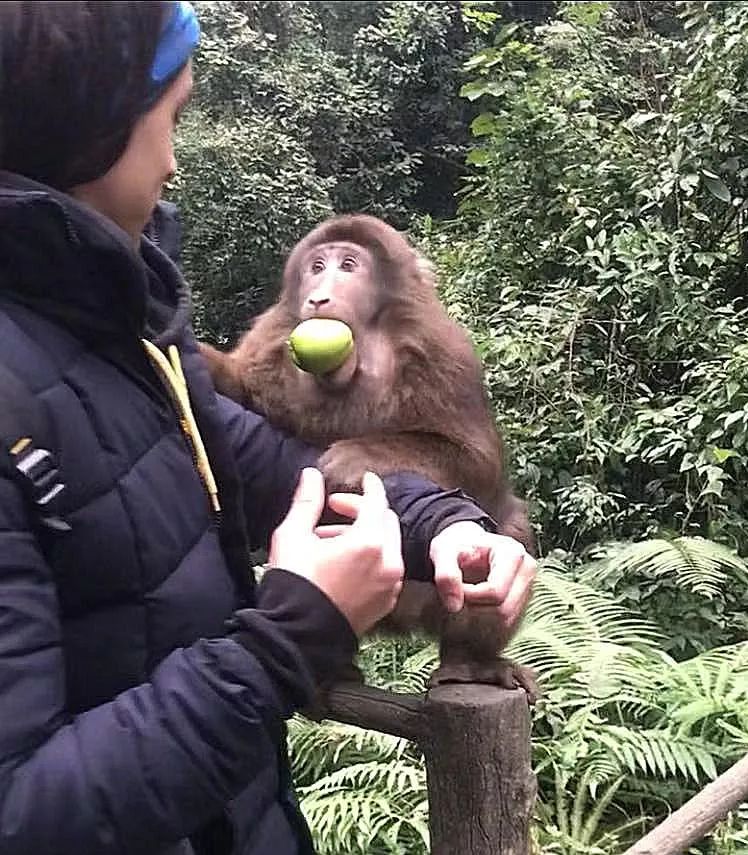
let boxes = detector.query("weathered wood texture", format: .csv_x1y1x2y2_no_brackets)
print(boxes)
322,683,535,855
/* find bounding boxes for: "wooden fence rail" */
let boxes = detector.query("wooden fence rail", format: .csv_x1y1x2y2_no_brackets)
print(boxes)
623,752,748,855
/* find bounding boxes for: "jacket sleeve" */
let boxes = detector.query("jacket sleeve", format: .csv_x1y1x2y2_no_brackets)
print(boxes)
217,394,497,580
0,474,353,854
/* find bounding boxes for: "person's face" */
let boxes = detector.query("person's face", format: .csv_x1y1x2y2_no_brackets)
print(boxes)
71,63,193,244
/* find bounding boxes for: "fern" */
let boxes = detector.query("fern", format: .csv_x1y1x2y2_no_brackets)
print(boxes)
289,717,410,785
508,563,664,685
289,540,748,854
298,761,428,855
594,726,720,782
583,537,748,599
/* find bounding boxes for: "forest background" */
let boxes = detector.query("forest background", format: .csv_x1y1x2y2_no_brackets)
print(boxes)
172,2,748,852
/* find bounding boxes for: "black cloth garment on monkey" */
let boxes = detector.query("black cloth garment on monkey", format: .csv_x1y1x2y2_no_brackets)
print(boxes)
0,169,497,855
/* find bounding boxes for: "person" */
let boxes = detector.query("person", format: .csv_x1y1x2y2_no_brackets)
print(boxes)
0,3,536,854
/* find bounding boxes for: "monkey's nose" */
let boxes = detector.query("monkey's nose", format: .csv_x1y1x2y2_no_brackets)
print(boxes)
307,297,331,310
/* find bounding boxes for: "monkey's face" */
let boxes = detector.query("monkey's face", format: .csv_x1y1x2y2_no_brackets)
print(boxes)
297,242,378,327
293,241,379,389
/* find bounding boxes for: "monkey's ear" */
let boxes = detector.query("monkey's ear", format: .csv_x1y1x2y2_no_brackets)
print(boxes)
198,342,245,401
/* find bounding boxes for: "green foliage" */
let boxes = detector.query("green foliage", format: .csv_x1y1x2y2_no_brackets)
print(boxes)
421,0,748,554
581,536,748,657
172,1,481,339
289,545,748,854
172,107,334,342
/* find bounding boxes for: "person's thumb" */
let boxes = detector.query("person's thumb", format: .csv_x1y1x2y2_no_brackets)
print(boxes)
280,467,325,534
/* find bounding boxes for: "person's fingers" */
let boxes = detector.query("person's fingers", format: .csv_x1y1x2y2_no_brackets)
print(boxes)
462,547,531,606
433,551,469,613
350,472,388,533
381,508,404,573
496,554,537,625
471,539,526,601
314,524,350,538
278,468,325,533
327,491,362,520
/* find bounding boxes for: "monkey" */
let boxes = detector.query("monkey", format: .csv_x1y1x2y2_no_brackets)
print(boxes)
200,214,537,699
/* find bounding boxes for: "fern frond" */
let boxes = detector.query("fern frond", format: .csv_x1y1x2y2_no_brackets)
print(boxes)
517,566,663,648
508,566,664,688
595,725,720,782
301,759,426,796
384,644,438,694
298,760,428,855
288,717,410,784
579,753,624,794
583,537,748,599
655,643,748,734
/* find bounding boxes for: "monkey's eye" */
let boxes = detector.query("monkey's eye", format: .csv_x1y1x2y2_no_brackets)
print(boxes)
311,259,325,274
340,257,358,272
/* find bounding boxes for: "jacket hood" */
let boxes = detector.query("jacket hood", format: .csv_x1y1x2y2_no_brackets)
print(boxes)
0,170,190,347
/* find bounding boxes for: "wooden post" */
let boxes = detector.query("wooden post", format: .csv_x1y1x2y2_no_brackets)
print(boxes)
423,685,536,855
322,683,535,855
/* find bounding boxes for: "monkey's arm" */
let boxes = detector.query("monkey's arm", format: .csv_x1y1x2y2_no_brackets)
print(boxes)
319,432,534,556
199,343,248,403
215,397,497,579
319,432,497,506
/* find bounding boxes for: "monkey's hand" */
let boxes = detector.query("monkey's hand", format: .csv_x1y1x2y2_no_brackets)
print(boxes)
318,439,375,493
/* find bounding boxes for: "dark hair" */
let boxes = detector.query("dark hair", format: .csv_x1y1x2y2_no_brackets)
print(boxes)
0,1,170,189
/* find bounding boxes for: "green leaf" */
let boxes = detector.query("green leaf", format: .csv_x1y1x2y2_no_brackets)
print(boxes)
624,112,660,130
725,411,744,429
459,81,490,102
470,112,497,137
466,148,490,166
712,447,737,464
460,80,505,102
702,171,731,203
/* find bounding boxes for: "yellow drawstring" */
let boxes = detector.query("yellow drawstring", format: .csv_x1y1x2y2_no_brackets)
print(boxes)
142,339,221,514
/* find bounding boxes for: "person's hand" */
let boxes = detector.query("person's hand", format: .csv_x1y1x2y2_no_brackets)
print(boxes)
429,521,536,631
268,467,404,637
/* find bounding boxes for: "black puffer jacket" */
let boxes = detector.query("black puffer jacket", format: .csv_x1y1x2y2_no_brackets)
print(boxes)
0,172,494,855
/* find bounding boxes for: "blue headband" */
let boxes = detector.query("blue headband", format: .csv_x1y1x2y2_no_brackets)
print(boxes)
147,1,200,97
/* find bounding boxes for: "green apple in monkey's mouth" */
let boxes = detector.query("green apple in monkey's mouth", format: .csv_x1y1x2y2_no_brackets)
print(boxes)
287,318,355,376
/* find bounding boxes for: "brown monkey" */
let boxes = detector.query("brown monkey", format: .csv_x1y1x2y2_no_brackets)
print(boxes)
201,215,536,697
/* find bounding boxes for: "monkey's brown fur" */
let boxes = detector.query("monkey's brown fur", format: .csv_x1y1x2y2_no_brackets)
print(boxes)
201,214,536,696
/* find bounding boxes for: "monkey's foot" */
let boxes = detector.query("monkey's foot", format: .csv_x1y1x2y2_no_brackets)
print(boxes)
428,658,539,705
